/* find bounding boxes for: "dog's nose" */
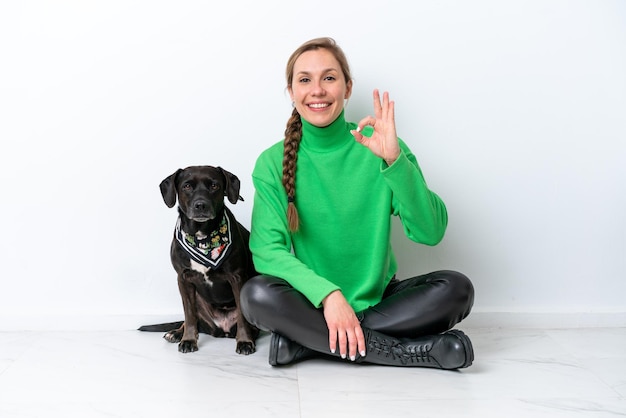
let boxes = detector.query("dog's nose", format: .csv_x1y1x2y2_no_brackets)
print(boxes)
194,200,208,211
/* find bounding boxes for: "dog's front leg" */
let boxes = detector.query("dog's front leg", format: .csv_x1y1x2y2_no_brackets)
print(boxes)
177,271,200,353
230,271,258,355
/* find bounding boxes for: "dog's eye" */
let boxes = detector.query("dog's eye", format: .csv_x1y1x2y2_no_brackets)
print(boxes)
210,183,220,191
182,183,192,191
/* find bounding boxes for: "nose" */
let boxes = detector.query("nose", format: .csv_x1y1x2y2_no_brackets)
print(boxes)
311,80,325,96
194,200,208,211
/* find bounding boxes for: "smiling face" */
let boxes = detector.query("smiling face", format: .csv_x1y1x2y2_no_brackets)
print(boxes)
288,48,352,128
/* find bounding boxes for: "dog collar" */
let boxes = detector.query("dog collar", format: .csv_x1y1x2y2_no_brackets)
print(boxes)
174,211,233,269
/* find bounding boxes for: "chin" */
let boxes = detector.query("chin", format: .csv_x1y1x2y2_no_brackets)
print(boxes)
306,111,339,127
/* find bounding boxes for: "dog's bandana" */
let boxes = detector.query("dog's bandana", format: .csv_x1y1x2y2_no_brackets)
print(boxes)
174,212,233,269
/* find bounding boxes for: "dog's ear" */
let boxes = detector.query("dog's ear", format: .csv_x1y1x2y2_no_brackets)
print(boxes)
218,167,243,204
159,169,182,208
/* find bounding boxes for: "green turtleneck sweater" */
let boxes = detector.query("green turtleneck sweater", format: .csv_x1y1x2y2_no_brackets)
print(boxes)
250,112,447,313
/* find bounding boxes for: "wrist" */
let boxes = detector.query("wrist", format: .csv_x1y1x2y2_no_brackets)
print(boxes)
322,290,341,306
384,151,401,166
384,156,399,166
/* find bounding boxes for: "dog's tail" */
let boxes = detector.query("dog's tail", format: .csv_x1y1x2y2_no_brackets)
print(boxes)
137,321,184,332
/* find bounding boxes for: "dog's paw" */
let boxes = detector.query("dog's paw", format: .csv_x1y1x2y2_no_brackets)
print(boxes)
178,340,199,353
236,341,256,355
163,330,182,343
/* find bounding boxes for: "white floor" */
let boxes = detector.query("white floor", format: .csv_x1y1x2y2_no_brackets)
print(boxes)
0,327,625,418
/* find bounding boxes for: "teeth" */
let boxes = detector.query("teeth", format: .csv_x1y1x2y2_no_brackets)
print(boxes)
309,103,328,108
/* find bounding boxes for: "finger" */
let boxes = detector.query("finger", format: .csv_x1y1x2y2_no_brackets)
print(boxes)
354,115,376,133
355,325,366,358
337,329,348,359
381,91,390,120
373,89,382,119
328,327,337,354
351,129,365,144
387,98,395,124
347,329,358,361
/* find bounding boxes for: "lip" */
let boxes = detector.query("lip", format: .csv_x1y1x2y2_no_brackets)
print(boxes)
191,216,211,222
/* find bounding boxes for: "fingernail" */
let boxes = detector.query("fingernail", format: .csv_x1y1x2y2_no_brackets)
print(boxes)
360,350,366,357
356,126,361,132
330,348,336,354
350,355,356,361
341,353,346,359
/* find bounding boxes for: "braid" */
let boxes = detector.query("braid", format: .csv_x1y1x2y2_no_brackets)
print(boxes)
281,37,350,232
282,108,302,232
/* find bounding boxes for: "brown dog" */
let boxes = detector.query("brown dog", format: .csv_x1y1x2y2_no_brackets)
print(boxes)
139,166,258,354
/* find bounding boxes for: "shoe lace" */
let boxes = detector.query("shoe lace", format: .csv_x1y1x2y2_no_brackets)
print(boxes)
368,336,432,365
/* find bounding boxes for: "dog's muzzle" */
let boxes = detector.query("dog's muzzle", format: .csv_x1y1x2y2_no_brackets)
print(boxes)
187,199,215,222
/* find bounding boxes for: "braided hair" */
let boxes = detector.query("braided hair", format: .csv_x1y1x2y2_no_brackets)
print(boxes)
282,37,352,232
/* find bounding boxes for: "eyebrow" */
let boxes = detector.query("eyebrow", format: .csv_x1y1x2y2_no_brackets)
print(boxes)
295,68,339,77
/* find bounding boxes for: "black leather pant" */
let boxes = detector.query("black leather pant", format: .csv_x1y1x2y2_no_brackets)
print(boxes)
240,270,474,355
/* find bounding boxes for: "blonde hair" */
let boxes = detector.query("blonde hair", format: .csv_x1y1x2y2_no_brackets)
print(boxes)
282,37,352,232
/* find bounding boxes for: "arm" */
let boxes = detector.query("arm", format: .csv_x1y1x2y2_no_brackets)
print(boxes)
249,173,340,306
352,89,447,245
384,143,448,245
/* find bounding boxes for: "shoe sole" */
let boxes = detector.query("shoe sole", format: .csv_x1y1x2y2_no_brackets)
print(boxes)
446,329,474,368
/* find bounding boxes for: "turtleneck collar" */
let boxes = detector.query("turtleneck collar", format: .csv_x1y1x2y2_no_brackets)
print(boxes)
300,111,353,153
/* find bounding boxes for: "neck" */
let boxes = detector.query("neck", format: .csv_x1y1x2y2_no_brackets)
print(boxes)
300,111,352,152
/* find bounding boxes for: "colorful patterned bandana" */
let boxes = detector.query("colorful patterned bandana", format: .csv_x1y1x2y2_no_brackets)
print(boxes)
174,211,232,269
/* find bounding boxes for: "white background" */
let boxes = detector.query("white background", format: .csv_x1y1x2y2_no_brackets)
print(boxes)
1,0,624,329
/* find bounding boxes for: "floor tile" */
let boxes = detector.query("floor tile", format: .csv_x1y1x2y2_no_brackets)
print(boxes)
0,327,624,417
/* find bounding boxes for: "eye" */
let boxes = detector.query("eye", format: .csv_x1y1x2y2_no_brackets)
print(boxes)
182,183,192,192
298,76,311,83
210,183,220,191
324,75,336,81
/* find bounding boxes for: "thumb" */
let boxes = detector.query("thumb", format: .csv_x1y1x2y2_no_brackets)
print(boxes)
350,129,366,144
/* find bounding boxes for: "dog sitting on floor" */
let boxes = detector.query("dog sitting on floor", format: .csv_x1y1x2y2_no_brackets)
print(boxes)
139,165,259,354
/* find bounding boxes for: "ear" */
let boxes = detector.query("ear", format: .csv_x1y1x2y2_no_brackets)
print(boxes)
159,169,182,208
345,79,353,100
218,167,243,204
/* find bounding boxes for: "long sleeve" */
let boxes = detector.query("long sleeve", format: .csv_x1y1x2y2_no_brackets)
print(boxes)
249,147,340,308
383,139,448,246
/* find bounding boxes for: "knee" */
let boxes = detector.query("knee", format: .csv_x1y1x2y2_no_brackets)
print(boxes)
446,270,474,307
431,270,474,306
240,275,283,329
240,275,270,314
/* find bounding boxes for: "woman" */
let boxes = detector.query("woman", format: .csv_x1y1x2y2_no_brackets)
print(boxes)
240,37,474,369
